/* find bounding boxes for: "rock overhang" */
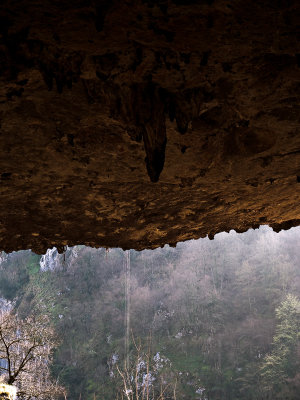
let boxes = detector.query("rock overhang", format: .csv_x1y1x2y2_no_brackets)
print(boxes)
0,0,299,253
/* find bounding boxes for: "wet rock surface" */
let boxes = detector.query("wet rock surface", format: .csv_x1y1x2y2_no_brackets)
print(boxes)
0,0,299,253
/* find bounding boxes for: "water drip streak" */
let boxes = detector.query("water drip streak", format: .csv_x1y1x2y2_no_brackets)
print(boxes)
124,250,131,368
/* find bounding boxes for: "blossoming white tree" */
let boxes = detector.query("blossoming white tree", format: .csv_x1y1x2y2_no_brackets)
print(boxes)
116,336,176,400
0,311,64,400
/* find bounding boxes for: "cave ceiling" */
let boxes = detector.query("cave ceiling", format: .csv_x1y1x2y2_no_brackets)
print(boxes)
0,0,299,253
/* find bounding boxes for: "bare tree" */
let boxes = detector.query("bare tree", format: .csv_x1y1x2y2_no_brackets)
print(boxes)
116,335,176,400
0,311,64,400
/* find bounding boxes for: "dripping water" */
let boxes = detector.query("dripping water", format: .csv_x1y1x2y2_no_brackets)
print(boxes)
124,250,131,368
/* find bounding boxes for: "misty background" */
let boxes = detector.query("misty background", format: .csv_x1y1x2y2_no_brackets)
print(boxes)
0,225,299,399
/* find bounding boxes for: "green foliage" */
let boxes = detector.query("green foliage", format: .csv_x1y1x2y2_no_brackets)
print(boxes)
0,251,39,300
260,294,300,398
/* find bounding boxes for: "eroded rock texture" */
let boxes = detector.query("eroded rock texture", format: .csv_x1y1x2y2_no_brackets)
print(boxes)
0,0,299,253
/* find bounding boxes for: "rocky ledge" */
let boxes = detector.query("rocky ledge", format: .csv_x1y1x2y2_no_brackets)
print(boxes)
0,0,299,253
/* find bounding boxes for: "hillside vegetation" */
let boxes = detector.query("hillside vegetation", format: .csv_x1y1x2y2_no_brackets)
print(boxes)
0,226,299,399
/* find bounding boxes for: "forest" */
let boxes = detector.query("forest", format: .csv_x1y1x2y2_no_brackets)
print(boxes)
0,225,299,400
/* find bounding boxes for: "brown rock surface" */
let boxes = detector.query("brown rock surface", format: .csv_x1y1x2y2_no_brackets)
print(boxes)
0,0,299,253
